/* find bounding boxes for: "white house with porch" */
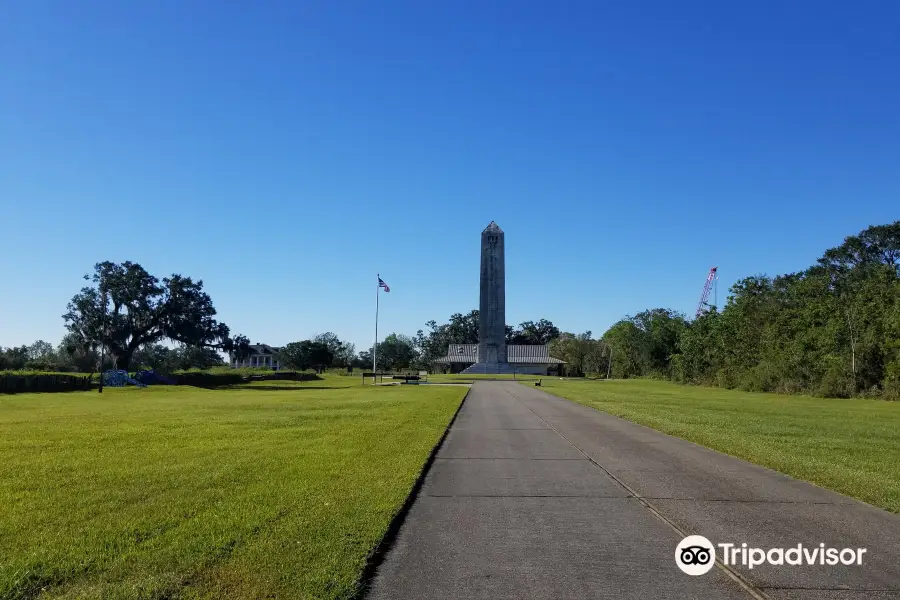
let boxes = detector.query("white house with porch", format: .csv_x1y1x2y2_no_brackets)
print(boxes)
232,343,284,370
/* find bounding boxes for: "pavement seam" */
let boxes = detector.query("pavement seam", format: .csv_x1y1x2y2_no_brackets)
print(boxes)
644,498,847,505
759,586,900,591
504,385,774,600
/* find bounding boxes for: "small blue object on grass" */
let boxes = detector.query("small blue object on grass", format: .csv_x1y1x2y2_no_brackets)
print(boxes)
102,370,147,388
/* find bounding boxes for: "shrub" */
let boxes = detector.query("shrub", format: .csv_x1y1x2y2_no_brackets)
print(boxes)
249,371,320,381
0,374,92,394
171,371,245,388
816,356,855,398
884,359,900,401
715,368,738,389
169,369,320,387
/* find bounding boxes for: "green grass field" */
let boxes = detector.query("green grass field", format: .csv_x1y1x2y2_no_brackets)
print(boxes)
0,381,466,600
532,378,900,514
236,376,366,389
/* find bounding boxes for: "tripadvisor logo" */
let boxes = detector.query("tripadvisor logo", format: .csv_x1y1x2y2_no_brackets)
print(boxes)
676,535,868,575
676,535,716,575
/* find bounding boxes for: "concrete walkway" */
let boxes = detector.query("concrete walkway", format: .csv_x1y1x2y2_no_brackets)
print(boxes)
368,381,900,600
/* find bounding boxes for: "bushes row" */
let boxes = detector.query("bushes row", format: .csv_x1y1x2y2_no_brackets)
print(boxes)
171,371,245,388
0,368,323,393
1,374,92,394
248,371,321,381
170,370,318,387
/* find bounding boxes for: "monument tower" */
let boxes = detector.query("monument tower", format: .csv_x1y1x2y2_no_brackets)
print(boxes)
463,221,515,374
436,221,564,375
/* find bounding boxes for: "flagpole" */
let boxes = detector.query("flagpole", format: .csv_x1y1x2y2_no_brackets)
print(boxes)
373,274,379,376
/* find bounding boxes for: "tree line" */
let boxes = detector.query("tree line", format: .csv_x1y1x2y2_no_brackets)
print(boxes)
0,322,604,377
8,221,895,398
0,258,599,376
0,337,229,373
600,222,900,398
277,316,573,373
0,252,597,375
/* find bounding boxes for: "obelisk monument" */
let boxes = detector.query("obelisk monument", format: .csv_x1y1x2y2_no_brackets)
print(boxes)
465,221,513,374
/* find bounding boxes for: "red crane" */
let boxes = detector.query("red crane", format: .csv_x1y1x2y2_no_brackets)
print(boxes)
696,266,718,317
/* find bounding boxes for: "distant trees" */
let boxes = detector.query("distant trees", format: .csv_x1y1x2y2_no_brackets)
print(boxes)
228,334,252,367
62,261,242,371
58,333,101,373
603,221,900,399
130,344,173,371
28,341,55,363
599,309,687,379
268,333,359,372
415,310,481,365
314,332,356,368
353,334,419,371
177,346,226,370
415,311,562,365
354,348,374,369
129,344,225,371
373,334,418,371
0,338,93,373
508,319,561,345
546,332,612,377
0,338,99,373
278,341,334,373
0,338,229,374
0,346,30,370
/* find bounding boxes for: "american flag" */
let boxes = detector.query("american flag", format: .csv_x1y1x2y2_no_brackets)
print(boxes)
378,276,390,293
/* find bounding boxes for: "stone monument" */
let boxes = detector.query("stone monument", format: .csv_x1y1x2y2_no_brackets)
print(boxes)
432,221,564,375
462,221,516,374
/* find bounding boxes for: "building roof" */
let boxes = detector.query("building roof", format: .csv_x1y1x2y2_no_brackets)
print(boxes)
483,221,503,234
433,343,565,364
247,344,281,356
508,344,559,363
447,344,477,362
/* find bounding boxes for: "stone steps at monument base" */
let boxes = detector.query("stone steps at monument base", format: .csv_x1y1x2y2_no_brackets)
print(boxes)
460,362,520,375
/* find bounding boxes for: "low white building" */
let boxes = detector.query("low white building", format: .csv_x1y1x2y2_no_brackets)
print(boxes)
431,344,565,375
232,344,284,370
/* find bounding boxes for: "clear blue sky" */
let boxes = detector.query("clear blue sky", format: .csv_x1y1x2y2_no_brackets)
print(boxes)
2,1,898,351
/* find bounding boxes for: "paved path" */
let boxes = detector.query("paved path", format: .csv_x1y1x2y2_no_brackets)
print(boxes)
368,381,900,600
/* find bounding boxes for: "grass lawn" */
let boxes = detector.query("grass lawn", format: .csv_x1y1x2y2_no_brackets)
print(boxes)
235,376,367,389
0,381,466,600
531,378,900,514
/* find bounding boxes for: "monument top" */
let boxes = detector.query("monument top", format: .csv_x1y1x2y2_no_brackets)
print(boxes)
483,221,503,234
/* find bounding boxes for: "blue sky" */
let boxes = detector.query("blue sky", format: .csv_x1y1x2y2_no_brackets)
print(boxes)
2,1,898,351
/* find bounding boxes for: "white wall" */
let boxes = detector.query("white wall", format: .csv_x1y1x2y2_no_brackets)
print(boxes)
511,364,549,375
